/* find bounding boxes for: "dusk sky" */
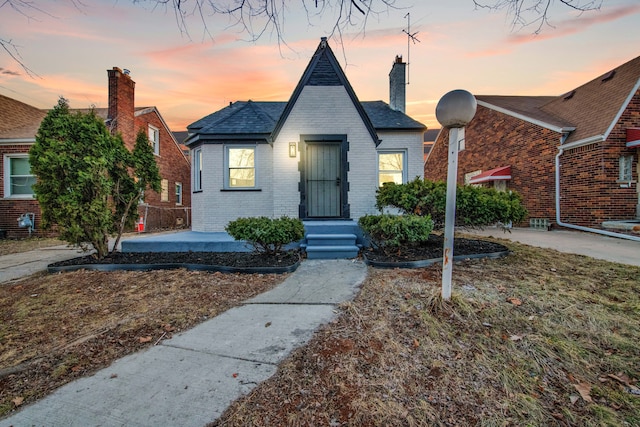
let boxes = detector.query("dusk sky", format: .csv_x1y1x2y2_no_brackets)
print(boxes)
1,0,639,131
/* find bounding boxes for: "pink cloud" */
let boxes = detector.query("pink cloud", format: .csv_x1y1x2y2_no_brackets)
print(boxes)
507,4,640,45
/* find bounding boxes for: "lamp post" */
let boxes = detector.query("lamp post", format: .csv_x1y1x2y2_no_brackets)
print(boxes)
435,90,477,300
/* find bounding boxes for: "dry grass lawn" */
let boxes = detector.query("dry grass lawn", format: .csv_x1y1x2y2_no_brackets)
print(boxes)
0,237,64,256
1,237,639,426
212,240,640,426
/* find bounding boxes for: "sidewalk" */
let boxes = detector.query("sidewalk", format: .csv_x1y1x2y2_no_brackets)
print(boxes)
464,227,640,267
0,259,367,427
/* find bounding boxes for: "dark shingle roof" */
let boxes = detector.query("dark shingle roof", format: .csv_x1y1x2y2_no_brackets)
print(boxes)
476,55,640,143
0,94,47,139
362,101,425,130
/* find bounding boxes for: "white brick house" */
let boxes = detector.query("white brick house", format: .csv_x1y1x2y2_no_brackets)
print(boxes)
186,38,425,232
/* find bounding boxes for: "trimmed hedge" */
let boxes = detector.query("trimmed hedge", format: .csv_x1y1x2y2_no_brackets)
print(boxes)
376,178,527,229
358,214,434,254
225,216,304,254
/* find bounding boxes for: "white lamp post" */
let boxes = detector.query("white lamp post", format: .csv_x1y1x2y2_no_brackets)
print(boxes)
435,90,477,300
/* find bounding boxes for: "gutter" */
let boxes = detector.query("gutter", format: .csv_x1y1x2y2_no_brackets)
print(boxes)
555,141,640,242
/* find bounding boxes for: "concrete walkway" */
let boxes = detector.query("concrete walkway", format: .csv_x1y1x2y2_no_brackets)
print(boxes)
0,259,367,427
464,227,640,267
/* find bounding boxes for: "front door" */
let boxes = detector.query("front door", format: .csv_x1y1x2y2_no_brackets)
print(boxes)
306,143,341,217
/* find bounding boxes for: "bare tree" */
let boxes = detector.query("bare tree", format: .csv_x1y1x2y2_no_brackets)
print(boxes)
473,0,602,33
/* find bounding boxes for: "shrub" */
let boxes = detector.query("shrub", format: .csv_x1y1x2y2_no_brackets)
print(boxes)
376,178,527,229
225,216,304,254
358,214,433,254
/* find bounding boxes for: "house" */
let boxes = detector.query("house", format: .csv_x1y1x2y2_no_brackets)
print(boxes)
0,67,191,238
0,95,47,238
185,38,426,237
424,55,640,234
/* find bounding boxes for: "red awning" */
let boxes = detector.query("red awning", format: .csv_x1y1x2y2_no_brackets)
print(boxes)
627,128,640,148
469,166,512,184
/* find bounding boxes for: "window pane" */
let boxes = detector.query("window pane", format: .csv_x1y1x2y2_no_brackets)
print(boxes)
379,172,403,186
379,153,403,171
11,176,37,195
229,169,255,187
11,157,31,175
229,148,254,168
378,152,404,186
175,183,182,204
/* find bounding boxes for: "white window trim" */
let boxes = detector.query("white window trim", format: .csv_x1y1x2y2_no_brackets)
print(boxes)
377,149,407,187
193,147,202,192
4,154,35,199
224,145,258,189
175,182,182,205
148,125,160,156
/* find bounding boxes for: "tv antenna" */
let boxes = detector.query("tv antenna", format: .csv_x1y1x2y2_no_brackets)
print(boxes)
402,12,421,85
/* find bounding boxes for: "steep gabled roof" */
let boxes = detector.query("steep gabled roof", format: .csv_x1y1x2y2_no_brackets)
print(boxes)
476,55,640,144
0,94,47,140
271,37,381,145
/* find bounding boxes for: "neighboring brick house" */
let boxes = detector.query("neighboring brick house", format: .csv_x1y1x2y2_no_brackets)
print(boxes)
186,38,425,232
424,55,640,233
104,67,191,231
0,68,191,238
0,95,47,238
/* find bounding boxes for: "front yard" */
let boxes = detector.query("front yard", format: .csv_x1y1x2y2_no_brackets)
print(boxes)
1,238,639,426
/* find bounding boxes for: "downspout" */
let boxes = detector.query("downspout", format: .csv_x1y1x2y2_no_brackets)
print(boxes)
555,138,640,242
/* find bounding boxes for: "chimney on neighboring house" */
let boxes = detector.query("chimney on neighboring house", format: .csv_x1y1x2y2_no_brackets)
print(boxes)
389,55,406,113
107,66,136,147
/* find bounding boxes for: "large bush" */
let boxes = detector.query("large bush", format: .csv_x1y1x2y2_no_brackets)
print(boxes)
225,216,304,254
376,178,527,229
358,214,434,255
29,98,160,258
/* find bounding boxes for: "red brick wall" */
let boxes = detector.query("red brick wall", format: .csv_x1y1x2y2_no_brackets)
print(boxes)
424,105,560,225
134,111,192,230
559,90,639,226
0,144,45,238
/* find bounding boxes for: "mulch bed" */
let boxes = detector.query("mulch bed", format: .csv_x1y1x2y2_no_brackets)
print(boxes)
362,234,508,263
49,251,301,269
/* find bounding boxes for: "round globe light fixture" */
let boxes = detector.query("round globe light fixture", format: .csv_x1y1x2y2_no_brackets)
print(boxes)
436,89,477,129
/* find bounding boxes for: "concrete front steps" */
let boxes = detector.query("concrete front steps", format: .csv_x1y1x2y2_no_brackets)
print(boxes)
304,233,359,259
302,220,364,260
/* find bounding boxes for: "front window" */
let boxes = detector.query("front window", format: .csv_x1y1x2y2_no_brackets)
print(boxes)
148,125,160,155
193,148,202,192
4,155,36,198
378,151,406,186
226,146,256,188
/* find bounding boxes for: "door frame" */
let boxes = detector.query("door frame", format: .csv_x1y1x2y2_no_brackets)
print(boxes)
298,134,350,219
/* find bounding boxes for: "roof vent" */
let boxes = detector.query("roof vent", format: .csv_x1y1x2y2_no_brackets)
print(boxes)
563,90,575,100
123,69,130,75
320,37,327,48
601,70,615,82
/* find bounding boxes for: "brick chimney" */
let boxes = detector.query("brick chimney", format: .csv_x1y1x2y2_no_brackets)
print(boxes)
389,55,406,113
107,67,135,147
